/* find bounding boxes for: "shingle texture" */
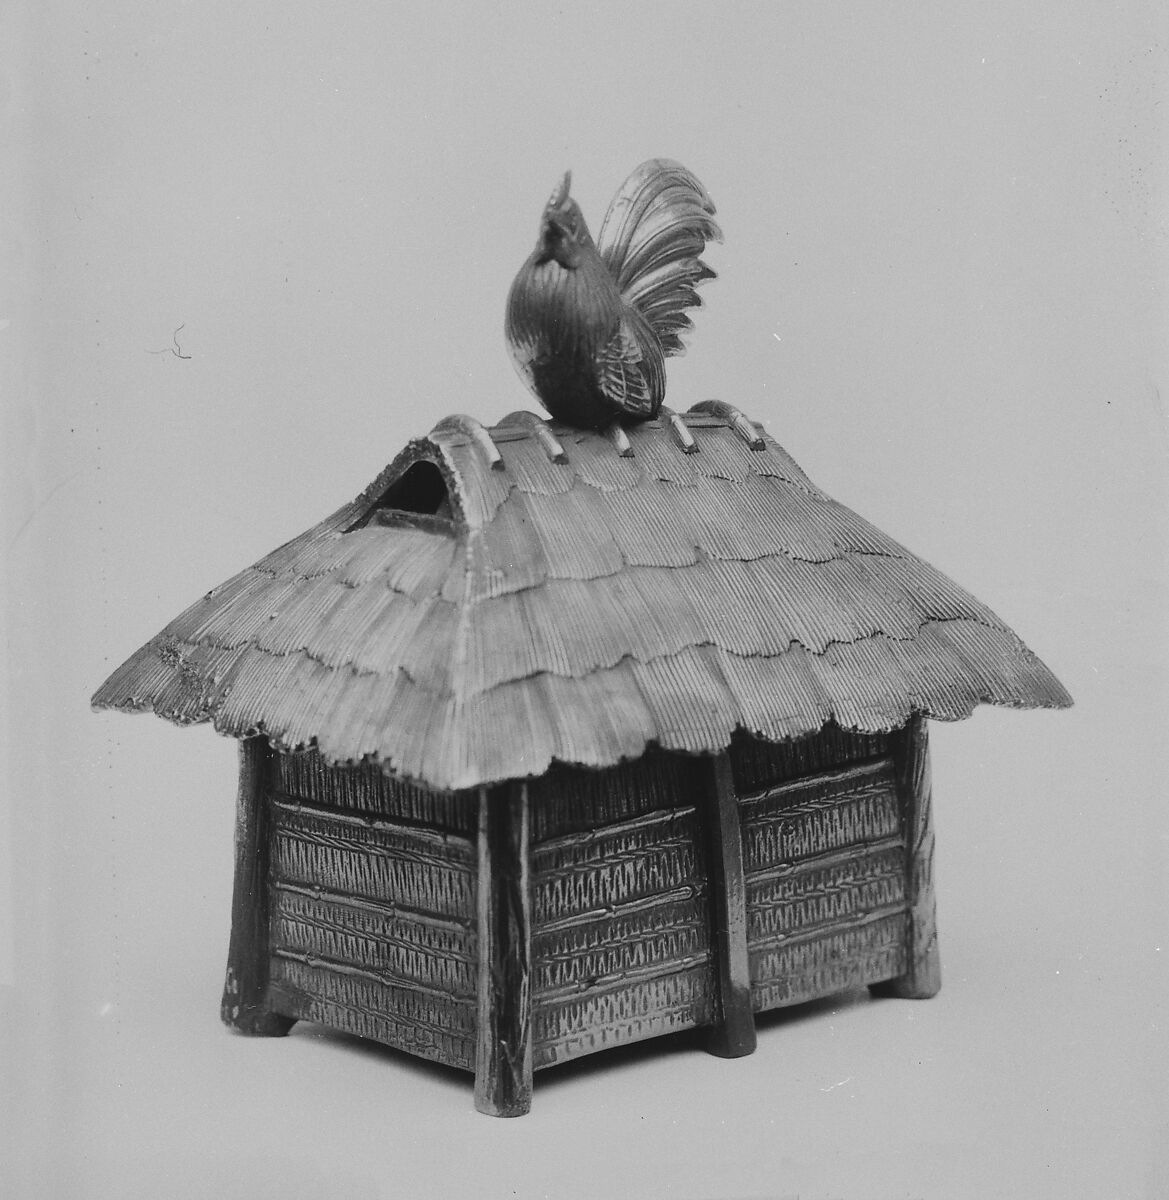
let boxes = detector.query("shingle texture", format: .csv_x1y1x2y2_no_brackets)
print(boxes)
92,405,1071,790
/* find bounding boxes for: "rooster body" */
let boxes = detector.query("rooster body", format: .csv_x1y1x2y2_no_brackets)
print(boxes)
505,160,721,428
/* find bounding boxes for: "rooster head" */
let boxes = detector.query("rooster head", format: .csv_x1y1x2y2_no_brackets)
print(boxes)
536,170,591,268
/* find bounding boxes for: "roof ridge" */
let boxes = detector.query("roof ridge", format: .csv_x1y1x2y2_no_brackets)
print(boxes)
496,410,568,463
427,404,768,466
687,400,765,449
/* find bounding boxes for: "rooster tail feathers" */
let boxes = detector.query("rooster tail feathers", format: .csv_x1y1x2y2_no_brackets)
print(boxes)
596,159,720,277
596,159,722,356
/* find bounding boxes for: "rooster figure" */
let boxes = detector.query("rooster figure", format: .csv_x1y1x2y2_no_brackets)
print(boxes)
505,159,721,429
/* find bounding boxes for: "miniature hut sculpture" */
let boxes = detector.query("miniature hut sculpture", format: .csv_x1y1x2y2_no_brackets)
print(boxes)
92,402,1071,1115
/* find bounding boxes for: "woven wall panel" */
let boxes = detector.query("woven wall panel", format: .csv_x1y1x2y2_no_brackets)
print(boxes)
269,802,475,918
529,750,715,1066
745,845,906,943
274,749,475,831
532,809,705,923
532,963,715,1069
740,773,902,871
528,751,705,840
265,757,479,1070
533,891,711,997
268,956,475,1070
730,726,891,794
271,885,477,998
749,912,909,1012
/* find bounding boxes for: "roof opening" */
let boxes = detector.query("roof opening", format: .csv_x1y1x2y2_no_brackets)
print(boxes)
347,459,454,531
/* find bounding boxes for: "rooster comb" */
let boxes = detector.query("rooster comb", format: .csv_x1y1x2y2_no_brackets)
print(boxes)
546,170,572,211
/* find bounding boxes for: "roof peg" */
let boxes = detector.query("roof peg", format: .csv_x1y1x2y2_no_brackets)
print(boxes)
688,400,765,451
431,414,505,471
658,405,699,454
497,410,568,464
603,422,635,458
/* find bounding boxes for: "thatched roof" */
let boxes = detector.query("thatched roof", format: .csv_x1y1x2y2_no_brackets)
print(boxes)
92,402,1071,790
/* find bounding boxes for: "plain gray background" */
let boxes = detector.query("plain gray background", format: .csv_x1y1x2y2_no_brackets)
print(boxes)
3,3,1166,1198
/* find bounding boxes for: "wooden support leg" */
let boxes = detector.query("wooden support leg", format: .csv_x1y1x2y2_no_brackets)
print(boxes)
704,753,757,1058
221,738,296,1036
871,715,942,999
474,782,533,1116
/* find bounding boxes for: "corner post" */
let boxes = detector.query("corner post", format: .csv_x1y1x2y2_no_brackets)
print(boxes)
704,752,757,1058
872,715,941,998
474,782,533,1116
221,737,295,1036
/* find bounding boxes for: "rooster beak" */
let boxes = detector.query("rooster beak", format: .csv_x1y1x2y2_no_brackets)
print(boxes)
538,209,567,252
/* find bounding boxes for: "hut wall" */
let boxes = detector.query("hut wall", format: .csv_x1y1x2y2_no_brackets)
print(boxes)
255,725,915,1077
262,749,480,1070
527,751,715,1069
728,728,909,1010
